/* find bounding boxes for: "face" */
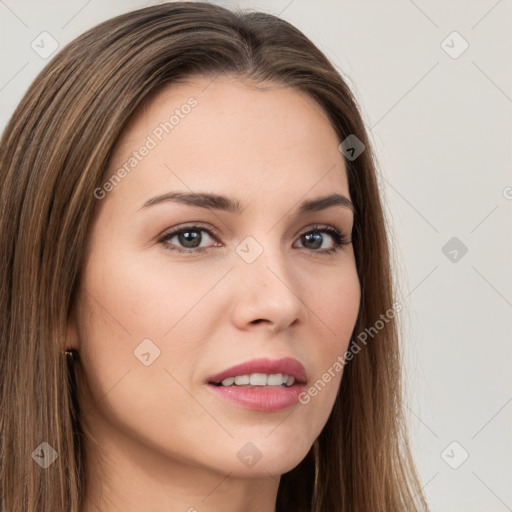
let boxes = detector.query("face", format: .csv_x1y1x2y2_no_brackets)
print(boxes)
69,75,361,480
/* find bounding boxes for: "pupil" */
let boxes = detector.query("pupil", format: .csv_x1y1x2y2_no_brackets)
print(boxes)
303,232,322,249
179,230,201,248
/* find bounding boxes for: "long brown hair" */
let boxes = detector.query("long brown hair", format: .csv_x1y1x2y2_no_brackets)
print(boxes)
0,2,430,511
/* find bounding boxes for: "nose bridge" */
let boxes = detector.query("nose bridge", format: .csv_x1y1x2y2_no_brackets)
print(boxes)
235,233,290,285
232,233,306,328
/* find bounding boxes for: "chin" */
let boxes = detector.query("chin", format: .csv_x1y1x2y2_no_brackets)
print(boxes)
208,434,314,477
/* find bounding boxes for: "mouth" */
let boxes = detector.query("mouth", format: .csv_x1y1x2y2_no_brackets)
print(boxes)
205,357,308,412
206,356,308,387
210,373,297,388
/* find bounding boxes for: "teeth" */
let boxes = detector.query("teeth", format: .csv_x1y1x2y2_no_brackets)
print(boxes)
234,375,250,385
220,373,296,387
286,376,295,386
250,373,268,386
266,373,284,386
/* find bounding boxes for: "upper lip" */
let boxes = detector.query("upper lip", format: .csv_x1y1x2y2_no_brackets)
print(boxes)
207,357,308,385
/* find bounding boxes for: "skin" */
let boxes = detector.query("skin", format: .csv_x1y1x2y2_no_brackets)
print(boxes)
67,75,361,512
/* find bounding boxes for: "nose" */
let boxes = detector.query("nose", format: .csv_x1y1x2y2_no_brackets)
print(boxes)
230,242,307,333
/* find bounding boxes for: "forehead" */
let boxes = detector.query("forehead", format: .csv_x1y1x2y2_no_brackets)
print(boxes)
105,75,350,209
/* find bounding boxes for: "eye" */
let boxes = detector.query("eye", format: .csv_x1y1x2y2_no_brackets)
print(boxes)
159,224,220,253
158,223,351,254
294,224,351,254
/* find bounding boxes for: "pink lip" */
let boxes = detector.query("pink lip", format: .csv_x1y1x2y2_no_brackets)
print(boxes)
206,384,307,412
206,357,308,385
205,357,308,412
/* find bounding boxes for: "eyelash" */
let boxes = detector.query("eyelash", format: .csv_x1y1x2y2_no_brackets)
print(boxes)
158,223,351,255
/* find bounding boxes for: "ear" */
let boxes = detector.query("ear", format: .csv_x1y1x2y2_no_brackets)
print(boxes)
65,301,81,351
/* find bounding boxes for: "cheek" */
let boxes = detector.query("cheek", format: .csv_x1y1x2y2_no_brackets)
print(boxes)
74,248,220,459
298,263,360,417
81,244,216,340
75,244,227,400
309,262,361,353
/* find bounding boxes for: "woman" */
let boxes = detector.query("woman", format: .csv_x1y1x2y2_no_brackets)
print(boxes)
0,2,430,511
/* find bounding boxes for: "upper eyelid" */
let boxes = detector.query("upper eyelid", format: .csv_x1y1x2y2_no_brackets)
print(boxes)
159,222,220,239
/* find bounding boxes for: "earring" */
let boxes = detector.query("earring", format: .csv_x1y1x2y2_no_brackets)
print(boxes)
63,349,77,358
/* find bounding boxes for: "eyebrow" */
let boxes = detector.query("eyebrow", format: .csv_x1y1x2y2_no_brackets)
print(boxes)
139,191,355,215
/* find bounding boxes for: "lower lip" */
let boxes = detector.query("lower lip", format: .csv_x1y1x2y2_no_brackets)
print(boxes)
206,383,307,412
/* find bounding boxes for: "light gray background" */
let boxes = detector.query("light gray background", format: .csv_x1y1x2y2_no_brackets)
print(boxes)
1,1,511,510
